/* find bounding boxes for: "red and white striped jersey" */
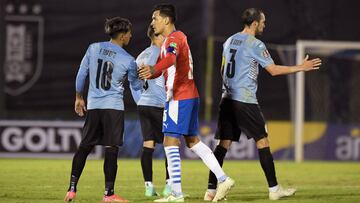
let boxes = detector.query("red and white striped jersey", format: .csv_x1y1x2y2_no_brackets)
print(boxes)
155,31,199,101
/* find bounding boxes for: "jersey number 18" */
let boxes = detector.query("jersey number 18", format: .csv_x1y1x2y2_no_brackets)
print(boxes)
96,59,113,90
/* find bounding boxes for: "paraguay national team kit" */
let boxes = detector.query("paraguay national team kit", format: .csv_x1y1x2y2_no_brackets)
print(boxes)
157,31,200,137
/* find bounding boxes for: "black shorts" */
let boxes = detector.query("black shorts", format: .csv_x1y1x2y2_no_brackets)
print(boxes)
80,109,124,146
215,98,268,142
138,105,164,144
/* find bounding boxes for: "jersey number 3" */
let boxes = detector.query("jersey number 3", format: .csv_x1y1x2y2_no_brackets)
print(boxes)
226,49,237,78
96,59,114,90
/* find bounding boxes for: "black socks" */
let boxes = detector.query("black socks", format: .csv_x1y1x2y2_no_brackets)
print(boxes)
104,146,119,196
141,147,154,182
208,145,228,189
258,147,278,187
68,145,94,192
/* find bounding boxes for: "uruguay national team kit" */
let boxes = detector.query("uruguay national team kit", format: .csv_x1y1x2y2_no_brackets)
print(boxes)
135,45,166,108
135,45,166,144
76,41,143,111
76,41,142,146
217,32,274,141
221,32,274,104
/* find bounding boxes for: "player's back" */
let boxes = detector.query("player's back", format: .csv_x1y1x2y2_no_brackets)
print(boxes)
86,41,137,110
136,45,165,108
221,33,273,104
161,31,199,101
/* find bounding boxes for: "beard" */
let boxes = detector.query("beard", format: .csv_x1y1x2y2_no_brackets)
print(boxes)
255,28,263,36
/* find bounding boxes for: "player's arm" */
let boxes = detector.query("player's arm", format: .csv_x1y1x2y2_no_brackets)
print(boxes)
138,48,163,79
128,60,144,91
139,38,180,79
265,55,322,76
74,47,90,117
138,54,175,79
129,85,141,104
251,42,321,76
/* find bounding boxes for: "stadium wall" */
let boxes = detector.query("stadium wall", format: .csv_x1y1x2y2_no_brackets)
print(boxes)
1,120,359,161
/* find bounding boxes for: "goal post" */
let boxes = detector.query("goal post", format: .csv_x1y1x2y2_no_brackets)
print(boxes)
295,40,360,162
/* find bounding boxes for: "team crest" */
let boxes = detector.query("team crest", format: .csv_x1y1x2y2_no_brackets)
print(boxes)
169,42,177,48
4,4,44,96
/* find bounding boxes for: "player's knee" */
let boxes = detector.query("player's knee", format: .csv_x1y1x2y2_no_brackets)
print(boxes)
185,136,200,148
218,140,232,150
143,140,155,148
163,136,180,146
256,137,270,149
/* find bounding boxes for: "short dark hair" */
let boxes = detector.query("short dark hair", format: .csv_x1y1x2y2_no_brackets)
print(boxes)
104,17,132,39
152,4,176,23
241,8,264,27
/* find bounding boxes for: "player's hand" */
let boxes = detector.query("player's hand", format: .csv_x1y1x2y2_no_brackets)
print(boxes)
74,98,86,117
138,65,155,79
301,55,322,71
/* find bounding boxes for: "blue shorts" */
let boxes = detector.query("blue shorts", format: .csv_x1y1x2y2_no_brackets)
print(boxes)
162,98,200,137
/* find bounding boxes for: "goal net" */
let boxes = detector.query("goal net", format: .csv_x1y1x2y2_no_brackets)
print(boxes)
268,41,360,161
295,40,360,161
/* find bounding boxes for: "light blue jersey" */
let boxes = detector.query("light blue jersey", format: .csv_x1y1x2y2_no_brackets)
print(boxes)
135,45,166,108
75,41,143,110
221,33,274,104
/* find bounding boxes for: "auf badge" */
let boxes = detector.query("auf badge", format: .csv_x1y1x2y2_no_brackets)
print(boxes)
4,8,44,96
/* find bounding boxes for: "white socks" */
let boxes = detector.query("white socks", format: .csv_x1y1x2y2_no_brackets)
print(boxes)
164,141,228,197
164,146,182,196
190,141,227,182
145,181,154,187
269,185,279,192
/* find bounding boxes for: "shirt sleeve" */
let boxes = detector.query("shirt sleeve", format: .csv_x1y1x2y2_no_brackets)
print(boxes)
128,59,143,91
153,54,176,73
75,46,90,93
250,41,274,68
154,36,181,72
130,85,142,104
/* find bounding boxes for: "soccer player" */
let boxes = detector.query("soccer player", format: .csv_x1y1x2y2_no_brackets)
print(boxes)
132,25,171,197
64,17,142,203
139,4,235,202
204,8,322,201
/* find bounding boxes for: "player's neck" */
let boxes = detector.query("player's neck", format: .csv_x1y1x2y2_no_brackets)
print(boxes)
162,25,176,37
110,39,124,47
241,27,255,36
151,42,161,48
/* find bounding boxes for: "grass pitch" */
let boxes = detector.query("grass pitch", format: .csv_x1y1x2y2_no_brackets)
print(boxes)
0,159,359,203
